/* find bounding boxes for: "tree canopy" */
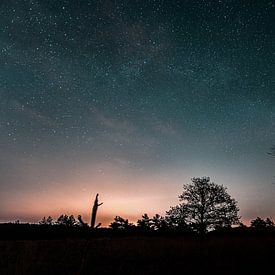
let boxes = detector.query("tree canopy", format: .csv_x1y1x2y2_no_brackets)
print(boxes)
137,213,168,231
109,216,134,230
56,214,76,227
166,177,240,234
250,217,274,229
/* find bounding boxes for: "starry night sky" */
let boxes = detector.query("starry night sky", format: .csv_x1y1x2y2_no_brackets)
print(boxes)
0,0,274,225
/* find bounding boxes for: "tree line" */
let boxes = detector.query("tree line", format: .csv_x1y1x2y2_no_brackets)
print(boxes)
36,177,274,234
38,214,275,231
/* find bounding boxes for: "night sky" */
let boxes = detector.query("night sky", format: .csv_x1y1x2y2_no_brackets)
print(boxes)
0,0,274,225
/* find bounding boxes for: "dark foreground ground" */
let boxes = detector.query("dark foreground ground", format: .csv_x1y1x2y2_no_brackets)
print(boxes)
1,236,275,275
1,227,275,274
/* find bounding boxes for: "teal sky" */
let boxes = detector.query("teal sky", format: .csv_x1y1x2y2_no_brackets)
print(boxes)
0,0,274,225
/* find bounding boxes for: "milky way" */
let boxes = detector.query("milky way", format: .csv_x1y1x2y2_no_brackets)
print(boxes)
0,0,274,225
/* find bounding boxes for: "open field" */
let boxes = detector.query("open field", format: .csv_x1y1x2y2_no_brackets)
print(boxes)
1,232,275,275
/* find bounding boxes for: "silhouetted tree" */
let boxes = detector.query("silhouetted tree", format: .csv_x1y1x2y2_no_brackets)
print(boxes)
137,213,152,230
265,217,275,228
109,216,134,230
250,217,274,229
151,214,168,230
250,217,267,229
91,193,103,229
167,177,240,234
77,215,88,227
166,205,189,230
56,214,76,227
39,216,53,225
137,213,168,230
238,222,247,228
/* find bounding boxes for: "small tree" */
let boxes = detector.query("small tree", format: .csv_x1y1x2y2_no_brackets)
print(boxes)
250,217,267,228
166,205,189,230
109,216,134,230
250,217,274,229
151,214,168,231
137,214,152,230
77,215,88,227
39,216,53,225
56,214,76,227
238,222,247,228
265,217,275,228
166,177,240,234
137,213,168,231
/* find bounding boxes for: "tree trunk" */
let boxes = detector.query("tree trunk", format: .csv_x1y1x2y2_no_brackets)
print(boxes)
90,193,103,228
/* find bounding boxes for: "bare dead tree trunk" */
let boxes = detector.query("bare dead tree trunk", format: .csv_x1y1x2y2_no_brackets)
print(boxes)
90,193,103,229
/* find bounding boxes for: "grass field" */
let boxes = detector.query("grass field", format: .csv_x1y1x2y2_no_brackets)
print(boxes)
1,233,274,274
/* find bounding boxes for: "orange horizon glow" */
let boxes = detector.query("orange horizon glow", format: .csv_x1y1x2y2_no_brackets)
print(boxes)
1,160,274,227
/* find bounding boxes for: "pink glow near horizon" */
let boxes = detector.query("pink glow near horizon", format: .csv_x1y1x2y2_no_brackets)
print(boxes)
0,162,182,225
1,160,274,226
